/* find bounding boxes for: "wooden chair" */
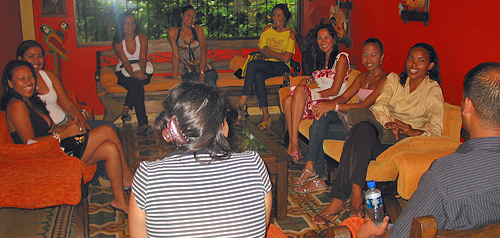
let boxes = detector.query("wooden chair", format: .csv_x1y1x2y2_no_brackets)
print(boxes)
410,216,500,238
306,215,500,238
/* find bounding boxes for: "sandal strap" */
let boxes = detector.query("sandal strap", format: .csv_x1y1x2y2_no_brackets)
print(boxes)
312,179,325,189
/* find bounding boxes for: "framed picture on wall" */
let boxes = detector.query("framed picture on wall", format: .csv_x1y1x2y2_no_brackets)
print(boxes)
399,0,430,25
42,0,66,16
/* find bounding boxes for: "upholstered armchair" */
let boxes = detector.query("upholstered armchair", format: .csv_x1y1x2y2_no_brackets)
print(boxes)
0,111,96,237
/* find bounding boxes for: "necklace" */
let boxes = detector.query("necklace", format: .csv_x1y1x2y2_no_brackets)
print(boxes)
365,73,375,88
365,68,382,88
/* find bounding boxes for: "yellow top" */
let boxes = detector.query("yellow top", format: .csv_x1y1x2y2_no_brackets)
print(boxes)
370,72,444,136
258,26,296,67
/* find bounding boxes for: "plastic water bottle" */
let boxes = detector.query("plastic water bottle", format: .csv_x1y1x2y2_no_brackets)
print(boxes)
365,180,384,226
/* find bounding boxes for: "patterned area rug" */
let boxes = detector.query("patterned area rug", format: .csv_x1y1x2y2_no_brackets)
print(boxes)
65,116,352,237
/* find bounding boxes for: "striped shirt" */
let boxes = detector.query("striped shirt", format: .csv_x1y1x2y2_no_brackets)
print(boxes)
132,149,272,237
390,137,500,237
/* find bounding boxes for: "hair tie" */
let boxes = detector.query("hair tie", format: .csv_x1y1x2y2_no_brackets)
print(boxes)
162,116,188,144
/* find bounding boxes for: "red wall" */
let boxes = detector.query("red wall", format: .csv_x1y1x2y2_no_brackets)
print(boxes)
31,0,500,114
303,0,500,106
33,0,112,114
0,0,23,98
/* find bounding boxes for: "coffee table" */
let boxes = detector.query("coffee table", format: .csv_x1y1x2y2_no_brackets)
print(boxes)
230,119,292,220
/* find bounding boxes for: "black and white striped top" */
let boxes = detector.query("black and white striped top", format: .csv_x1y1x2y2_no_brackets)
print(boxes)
132,149,272,237
390,137,500,237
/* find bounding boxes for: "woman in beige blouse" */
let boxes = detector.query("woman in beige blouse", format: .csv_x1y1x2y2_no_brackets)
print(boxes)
313,43,444,224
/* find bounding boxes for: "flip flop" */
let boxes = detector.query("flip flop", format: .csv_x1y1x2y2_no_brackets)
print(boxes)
257,118,272,130
312,212,342,225
347,204,365,218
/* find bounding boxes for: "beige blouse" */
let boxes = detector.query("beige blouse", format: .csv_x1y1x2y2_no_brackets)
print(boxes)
370,72,444,137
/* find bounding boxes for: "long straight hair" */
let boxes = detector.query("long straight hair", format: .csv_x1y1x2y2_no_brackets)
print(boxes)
314,24,339,70
113,12,140,44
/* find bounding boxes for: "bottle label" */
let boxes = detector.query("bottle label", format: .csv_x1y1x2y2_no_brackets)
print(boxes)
367,196,383,209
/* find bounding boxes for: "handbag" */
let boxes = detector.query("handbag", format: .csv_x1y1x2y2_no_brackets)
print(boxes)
347,108,406,144
183,61,216,74
120,60,154,78
234,51,264,79
60,133,89,159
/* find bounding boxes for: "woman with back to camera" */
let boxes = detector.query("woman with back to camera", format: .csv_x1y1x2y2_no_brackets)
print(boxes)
292,37,388,192
281,24,350,162
129,82,272,237
113,12,152,133
312,43,444,224
1,60,134,215
235,3,296,130
167,5,218,87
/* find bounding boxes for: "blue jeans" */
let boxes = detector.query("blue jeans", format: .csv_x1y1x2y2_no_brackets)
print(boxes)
182,70,218,87
242,60,290,108
305,111,349,179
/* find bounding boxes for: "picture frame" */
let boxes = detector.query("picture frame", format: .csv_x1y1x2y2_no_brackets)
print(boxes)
42,0,66,16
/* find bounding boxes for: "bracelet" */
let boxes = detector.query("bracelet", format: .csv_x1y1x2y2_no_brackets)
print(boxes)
52,132,61,143
199,70,205,74
335,103,340,112
306,77,312,84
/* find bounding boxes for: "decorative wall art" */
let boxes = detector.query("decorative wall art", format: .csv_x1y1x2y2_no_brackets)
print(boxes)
331,0,353,48
399,0,430,26
41,0,66,16
40,22,70,76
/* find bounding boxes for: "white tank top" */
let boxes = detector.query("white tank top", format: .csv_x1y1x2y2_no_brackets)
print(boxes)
38,70,67,124
115,35,141,71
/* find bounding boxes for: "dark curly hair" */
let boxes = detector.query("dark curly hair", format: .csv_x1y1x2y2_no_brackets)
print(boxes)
153,82,231,163
399,43,441,86
1,60,48,115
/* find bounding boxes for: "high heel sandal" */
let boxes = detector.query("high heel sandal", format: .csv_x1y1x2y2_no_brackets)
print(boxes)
294,179,327,193
294,169,318,186
121,107,131,122
289,151,300,162
235,104,248,119
110,204,128,218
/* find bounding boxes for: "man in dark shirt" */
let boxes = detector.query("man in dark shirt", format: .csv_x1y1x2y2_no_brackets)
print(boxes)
357,62,500,238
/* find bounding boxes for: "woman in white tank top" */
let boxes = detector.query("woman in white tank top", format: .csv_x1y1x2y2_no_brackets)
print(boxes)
113,12,152,134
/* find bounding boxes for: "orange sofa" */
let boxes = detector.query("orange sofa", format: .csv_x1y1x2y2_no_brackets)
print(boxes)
0,110,96,237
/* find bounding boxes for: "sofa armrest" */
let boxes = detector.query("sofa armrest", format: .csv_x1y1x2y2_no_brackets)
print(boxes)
376,136,460,163
394,147,458,200
0,138,68,159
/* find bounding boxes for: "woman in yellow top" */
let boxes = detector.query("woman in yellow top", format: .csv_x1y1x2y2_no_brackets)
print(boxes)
235,3,296,129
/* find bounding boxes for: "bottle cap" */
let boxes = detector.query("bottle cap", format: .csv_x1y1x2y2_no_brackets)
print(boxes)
367,180,376,188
